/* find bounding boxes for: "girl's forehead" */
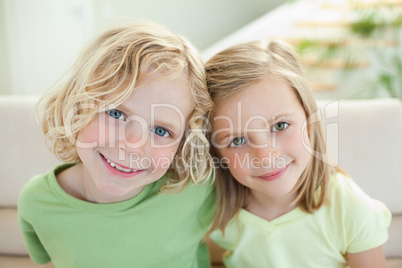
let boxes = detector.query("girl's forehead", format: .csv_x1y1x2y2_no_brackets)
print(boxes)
215,77,301,117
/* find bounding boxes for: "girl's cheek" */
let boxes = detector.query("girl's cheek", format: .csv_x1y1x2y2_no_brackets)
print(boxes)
226,151,247,176
283,125,308,150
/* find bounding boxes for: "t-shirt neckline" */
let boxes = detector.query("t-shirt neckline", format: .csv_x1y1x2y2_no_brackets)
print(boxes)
48,163,158,211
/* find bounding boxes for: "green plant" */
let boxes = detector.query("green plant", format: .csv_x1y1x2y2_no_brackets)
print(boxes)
358,51,402,99
295,2,402,100
349,13,379,37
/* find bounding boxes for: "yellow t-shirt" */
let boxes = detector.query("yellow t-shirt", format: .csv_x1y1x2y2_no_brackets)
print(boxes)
210,173,391,268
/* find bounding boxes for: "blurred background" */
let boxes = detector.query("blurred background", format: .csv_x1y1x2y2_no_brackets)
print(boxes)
0,0,401,100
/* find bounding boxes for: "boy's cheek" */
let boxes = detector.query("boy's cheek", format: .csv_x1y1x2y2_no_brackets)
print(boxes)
76,114,115,148
149,146,180,169
76,122,101,147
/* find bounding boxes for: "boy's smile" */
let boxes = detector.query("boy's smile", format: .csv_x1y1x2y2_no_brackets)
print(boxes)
100,153,146,177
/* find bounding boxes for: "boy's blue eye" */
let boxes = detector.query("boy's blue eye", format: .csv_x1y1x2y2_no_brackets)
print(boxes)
272,122,289,132
229,137,246,147
107,109,126,120
153,127,170,137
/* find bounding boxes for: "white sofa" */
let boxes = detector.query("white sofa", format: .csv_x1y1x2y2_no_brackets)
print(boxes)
0,96,401,267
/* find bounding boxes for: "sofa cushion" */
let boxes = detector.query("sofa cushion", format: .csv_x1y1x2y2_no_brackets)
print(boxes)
0,256,54,268
384,214,402,258
0,208,28,255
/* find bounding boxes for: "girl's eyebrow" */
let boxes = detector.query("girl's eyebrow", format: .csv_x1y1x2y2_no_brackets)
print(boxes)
215,133,235,144
266,112,294,124
214,112,295,143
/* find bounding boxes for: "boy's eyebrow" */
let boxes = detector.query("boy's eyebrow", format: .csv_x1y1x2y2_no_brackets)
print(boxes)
117,103,181,131
117,103,133,113
153,119,180,132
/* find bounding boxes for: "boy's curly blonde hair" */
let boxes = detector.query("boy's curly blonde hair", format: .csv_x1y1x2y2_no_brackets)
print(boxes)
37,22,214,191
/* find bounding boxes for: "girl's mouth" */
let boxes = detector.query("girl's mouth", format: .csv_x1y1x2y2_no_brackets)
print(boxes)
258,164,290,182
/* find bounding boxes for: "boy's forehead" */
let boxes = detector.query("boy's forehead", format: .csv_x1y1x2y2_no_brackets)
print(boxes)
138,67,188,85
121,72,194,115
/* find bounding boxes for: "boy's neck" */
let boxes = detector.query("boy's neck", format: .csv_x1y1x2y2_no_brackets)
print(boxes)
56,163,145,204
56,164,88,201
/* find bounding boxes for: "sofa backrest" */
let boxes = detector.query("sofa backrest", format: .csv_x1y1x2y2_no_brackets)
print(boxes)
0,96,61,206
0,96,401,257
317,99,402,213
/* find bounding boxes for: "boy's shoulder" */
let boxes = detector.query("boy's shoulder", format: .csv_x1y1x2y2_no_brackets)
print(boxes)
19,164,73,206
162,170,215,194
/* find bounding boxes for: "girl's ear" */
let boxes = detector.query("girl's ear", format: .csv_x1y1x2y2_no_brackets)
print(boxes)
302,116,314,150
304,122,311,148
306,117,311,138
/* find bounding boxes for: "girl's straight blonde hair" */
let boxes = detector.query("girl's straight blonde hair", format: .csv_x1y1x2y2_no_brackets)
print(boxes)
206,40,339,232
37,22,214,191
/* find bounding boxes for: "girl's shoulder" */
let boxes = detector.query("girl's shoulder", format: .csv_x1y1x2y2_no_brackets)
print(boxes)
328,172,391,221
330,172,376,203
327,172,391,253
329,172,367,201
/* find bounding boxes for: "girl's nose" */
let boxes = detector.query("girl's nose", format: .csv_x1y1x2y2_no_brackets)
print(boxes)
251,139,281,168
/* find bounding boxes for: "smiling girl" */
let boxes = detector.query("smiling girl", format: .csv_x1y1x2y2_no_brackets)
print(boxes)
205,40,391,268
18,22,215,268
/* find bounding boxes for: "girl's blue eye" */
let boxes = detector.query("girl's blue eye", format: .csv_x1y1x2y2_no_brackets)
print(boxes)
229,137,246,147
107,109,125,120
153,127,170,137
272,122,288,132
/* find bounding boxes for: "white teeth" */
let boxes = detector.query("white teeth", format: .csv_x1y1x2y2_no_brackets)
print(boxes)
104,156,137,173
114,165,133,173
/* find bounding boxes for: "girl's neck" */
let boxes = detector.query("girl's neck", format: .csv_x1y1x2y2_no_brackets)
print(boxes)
246,190,298,222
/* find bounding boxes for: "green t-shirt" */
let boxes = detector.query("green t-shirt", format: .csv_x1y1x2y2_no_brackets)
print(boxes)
210,173,391,268
18,163,216,268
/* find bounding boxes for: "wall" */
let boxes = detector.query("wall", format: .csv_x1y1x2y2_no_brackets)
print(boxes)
202,0,402,100
0,0,282,96
0,0,10,94
92,0,283,50
1,0,94,96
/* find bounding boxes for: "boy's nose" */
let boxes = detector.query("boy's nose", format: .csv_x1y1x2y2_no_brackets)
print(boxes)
117,136,147,156
116,121,148,156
